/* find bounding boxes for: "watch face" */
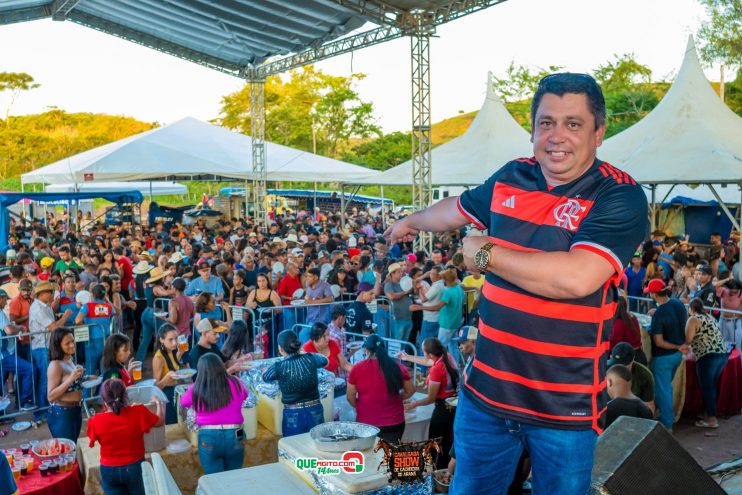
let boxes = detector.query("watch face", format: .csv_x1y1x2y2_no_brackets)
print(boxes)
475,250,487,269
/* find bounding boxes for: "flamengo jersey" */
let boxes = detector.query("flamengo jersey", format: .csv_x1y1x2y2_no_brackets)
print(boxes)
458,157,648,433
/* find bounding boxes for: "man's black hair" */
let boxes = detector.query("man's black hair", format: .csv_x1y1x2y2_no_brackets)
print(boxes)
531,73,606,130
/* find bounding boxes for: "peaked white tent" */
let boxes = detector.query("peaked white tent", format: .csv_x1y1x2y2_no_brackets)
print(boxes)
21,117,378,185
601,36,742,185
349,73,532,186
45,181,187,196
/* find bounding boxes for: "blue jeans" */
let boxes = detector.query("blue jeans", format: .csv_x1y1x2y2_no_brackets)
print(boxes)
0,351,33,405
100,459,145,495
450,391,596,495
696,352,729,418
48,404,82,442
418,321,440,352
282,402,324,437
650,352,683,429
392,319,412,343
31,348,49,421
136,308,156,363
197,429,245,475
438,327,460,364
375,307,390,339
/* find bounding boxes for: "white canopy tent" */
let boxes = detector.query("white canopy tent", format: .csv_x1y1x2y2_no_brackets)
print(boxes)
601,36,742,185
45,181,187,196
601,36,742,230
21,117,378,185
349,73,532,186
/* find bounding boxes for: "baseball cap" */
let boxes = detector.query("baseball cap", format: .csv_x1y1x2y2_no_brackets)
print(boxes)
317,250,330,259
40,257,55,269
695,264,713,276
643,279,667,294
607,342,635,367
5,249,16,259
0,289,8,299
453,326,479,342
387,262,402,275
196,318,227,334
291,247,304,257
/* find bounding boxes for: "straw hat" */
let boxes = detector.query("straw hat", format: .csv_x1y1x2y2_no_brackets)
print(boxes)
168,252,184,264
133,261,154,275
138,251,154,262
130,240,143,249
145,266,168,284
196,318,227,334
34,282,56,296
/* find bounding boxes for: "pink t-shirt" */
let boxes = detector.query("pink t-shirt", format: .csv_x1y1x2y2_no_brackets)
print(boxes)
180,378,247,426
348,359,410,427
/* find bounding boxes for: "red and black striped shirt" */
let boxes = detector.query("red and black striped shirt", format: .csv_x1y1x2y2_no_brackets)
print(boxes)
458,157,648,433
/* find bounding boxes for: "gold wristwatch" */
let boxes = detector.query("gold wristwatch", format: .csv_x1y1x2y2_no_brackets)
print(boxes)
474,242,495,271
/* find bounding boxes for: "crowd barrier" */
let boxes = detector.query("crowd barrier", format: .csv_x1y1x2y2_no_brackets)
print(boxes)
0,323,108,421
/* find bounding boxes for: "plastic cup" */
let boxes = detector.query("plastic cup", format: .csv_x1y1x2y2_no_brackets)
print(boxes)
131,361,142,381
19,443,30,455
39,464,48,477
48,461,58,474
177,335,189,353
11,465,20,481
60,458,68,473
19,462,27,476
23,456,33,472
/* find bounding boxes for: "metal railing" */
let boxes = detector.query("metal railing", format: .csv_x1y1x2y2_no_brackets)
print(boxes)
0,324,105,421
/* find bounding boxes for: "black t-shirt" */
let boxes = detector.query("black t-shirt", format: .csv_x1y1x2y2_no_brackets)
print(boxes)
262,353,328,405
649,298,687,357
605,397,653,428
696,282,716,309
345,301,373,334
189,343,226,374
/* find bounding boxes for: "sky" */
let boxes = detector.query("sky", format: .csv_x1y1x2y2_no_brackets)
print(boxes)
0,0,717,133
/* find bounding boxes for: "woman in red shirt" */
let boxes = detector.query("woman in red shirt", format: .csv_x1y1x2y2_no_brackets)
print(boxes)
404,338,458,468
610,292,647,366
347,334,415,443
87,379,164,495
302,323,352,376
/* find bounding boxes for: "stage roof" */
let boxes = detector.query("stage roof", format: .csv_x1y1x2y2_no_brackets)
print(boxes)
0,1,506,76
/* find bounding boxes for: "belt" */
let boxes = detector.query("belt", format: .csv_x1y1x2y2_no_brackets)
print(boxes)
199,424,242,430
284,399,321,409
52,401,82,408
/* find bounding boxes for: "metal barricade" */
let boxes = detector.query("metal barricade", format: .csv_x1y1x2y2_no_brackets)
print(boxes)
344,331,420,385
0,325,102,421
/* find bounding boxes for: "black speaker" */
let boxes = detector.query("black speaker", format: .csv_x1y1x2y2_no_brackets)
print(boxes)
591,417,725,495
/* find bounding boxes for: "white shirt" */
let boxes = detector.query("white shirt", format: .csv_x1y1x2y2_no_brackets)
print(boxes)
422,280,445,322
29,299,55,350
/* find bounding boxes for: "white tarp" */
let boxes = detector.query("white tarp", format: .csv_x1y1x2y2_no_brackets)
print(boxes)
600,36,742,184
45,181,187,196
644,184,742,205
348,73,532,186
21,117,378,185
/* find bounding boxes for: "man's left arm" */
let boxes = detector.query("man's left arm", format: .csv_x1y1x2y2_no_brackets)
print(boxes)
466,183,648,300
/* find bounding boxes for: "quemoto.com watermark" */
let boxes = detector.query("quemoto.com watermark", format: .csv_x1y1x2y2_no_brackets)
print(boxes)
295,451,364,475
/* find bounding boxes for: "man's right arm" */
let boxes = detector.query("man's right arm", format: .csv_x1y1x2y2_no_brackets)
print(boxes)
385,197,470,244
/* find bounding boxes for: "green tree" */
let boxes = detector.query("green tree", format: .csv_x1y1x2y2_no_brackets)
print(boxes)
342,131,412,171
217,66,380,158
697,0,741,69
593,54,666,136
491,62,564,103
0,72,40,128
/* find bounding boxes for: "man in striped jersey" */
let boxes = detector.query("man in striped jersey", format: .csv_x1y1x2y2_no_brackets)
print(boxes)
387,73,648,495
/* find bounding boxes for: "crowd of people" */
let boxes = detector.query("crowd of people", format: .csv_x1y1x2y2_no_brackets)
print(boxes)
0,192,739,493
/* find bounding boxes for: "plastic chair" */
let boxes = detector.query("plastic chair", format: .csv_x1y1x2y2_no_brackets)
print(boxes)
141,460,159,495
151,452,182,495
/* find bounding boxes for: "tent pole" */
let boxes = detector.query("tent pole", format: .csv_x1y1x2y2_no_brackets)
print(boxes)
381,185,386,231
708,184,741,232
149,181,153,202
313,182,317,212
340,184,345,230
650,184,657,230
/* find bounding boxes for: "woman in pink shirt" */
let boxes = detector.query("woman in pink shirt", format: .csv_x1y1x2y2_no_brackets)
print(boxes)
717,278,742,349
181,353,248,474
347,334,415,443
